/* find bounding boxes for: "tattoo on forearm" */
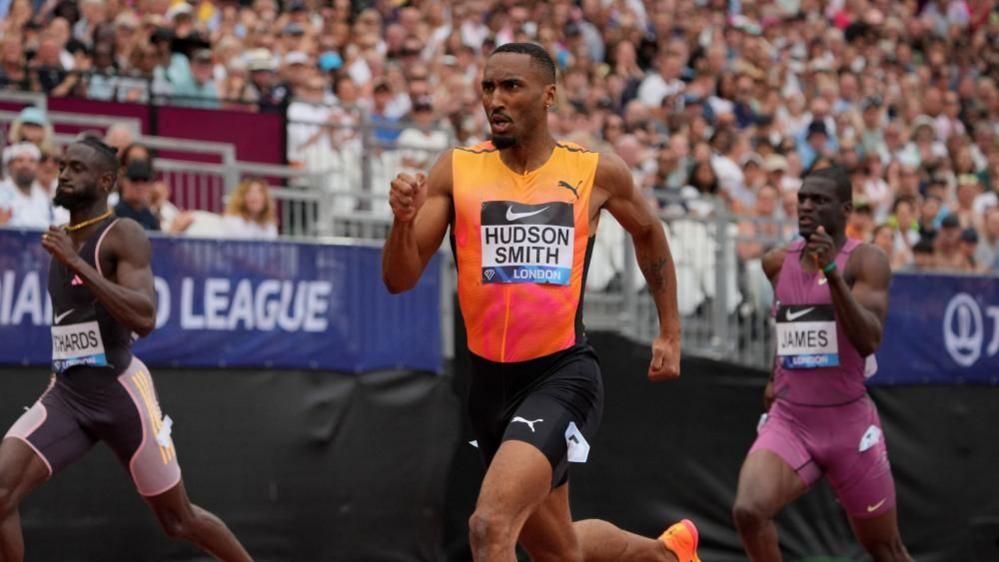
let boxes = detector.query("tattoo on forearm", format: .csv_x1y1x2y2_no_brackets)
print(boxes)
640,256,671,294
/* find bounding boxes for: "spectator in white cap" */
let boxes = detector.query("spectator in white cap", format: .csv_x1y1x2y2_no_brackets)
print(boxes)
219,58,258,107
763,153,801,194
6,107,54,151
282,51,311,94
112,11,140,69
245,48,290,112
286,74,333,167
0,142,57,229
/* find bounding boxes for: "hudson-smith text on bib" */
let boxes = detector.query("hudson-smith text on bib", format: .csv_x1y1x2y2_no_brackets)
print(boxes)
480,201,574,285
776,304,839,369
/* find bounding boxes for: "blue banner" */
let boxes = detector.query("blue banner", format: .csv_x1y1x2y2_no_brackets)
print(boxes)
0,229,442,373
872,273,999,385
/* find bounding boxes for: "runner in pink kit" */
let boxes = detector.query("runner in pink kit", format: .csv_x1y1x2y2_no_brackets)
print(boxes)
0,138,252,561
732,166,913,561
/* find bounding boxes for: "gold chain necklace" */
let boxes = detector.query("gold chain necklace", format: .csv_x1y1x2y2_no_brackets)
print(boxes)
65,210,113,233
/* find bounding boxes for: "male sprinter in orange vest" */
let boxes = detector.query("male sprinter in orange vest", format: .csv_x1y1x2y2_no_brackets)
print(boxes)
382,43,701,562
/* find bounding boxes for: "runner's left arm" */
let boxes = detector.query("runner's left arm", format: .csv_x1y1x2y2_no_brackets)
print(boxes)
809,229,890,356
597,152,680,380
42,220,157,337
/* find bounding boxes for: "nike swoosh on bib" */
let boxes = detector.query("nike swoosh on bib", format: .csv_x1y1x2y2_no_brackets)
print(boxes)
506,206,549,221
785,307,815,321
54,309,75,324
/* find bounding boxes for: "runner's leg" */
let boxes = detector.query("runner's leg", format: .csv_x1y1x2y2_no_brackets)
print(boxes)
850,509,913,562
145,481,253,562
732,450,809,562
0,439,50,562
574,517,676,562
468,440,559,562
1,379,95,562
110,363,252,561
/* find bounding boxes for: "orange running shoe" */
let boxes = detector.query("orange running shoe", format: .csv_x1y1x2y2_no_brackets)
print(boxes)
659,518,702,562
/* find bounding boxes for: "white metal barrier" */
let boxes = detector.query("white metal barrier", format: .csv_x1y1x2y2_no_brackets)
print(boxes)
581,196,794,371
1,111,142,146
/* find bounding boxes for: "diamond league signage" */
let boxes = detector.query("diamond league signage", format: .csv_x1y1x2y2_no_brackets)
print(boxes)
0,230,442,373
873,273,999,385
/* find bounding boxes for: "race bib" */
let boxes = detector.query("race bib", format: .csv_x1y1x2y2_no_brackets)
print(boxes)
776,305,838,369
480,201,574,285
52,321,108,373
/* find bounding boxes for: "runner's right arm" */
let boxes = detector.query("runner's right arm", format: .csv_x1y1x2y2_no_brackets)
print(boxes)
41,220,157,337
761,246,787,410
382,149,454,294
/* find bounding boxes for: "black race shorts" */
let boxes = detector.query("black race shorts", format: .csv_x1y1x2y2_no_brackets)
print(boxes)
467,343,603,487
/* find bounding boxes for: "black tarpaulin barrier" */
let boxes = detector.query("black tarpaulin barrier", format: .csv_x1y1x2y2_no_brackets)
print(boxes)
444,331,999,561
0,367,459,561
3,331,997,561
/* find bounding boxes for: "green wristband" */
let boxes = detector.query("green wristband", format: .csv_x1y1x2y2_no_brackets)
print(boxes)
822,261,837,274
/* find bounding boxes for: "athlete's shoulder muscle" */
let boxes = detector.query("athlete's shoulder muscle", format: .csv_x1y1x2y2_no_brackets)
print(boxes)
102,218,152,268
593,151,634,202
846,242,891,289
425,147,455,199
762,245,790,286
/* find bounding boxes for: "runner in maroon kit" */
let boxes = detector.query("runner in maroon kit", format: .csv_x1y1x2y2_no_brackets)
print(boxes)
0,138,253,561
732,166,913,561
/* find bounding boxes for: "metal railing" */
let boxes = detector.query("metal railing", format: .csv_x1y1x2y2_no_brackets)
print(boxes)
143,137,238,213
286,104,454,196
1,110,142,146
0,91,47,111
124,113,452,239
583,197,794,371
50,132,238,216
227,161,332,238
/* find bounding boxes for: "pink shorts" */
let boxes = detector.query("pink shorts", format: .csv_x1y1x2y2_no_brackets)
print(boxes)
4,358,182,497
750,395,896,519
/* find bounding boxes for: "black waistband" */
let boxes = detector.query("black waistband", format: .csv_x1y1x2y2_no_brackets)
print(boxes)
469,341,597,386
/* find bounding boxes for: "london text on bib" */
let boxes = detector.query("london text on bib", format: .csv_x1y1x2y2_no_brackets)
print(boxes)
480,201,574,285
776,304,839,369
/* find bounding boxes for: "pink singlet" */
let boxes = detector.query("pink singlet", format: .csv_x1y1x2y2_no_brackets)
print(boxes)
749,239,896,519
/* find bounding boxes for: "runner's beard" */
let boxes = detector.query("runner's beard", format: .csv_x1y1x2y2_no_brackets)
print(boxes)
491,133,516,149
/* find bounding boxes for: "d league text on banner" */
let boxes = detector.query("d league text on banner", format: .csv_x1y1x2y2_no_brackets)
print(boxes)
0,230,442,373
874,273,999,385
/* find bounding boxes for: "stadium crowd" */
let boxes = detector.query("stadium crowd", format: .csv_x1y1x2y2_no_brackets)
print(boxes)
0,0,998,274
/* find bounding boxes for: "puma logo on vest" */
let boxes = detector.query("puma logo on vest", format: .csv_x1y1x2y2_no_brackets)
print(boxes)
557,180,581,199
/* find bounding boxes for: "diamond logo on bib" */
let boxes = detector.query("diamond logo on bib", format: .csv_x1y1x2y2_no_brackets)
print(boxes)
480,201,574,285
775,304,839,369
